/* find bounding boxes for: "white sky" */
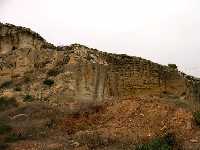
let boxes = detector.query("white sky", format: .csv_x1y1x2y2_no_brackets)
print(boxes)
0,0,200,76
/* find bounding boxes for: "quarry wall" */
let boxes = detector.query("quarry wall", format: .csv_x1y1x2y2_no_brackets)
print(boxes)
0,23,200,104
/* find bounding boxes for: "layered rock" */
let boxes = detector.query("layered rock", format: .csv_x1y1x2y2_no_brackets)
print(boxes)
0,22,200,104
0,23,46,54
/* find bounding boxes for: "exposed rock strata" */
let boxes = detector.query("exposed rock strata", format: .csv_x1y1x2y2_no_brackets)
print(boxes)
0,22,200,103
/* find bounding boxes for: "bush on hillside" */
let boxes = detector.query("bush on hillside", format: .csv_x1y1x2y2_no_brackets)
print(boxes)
0,122,11,134
43,79,54,86
0,80,13,89
47,69,60,77
23,95,34,102
5,133,25,143
136,133,176,150
168,64,177,70
0,143,8,150
0,96,18,111
193,111,200,126
14,86,22,91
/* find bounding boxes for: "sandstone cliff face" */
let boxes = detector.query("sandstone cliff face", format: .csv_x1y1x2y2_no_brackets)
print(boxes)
0,23,46,54
0,23,200,104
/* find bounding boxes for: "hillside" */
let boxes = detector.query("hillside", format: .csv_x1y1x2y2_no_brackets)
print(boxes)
0,23,200,150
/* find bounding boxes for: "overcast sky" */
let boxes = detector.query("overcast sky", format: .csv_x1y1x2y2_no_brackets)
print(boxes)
0,0,200,76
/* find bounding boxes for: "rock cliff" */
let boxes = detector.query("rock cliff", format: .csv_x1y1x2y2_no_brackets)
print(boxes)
0,22,200,105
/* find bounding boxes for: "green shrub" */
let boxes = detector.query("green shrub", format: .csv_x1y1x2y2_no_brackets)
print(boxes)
14,87,21,91
0,143,8,150
136,133,176,150
47,69,60,76
0,97,18,111
23,95,34,102
43,79,54,86
168,64,177,70
5,133,24,143
23,76,31,83
0,80,13,89
0,122,11,134
193,111,200,126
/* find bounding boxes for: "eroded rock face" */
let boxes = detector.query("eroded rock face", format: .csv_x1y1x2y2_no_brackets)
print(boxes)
0,22,200,104
0,23,46,54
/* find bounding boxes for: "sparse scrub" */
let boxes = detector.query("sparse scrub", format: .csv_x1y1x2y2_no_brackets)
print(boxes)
47,69,60,76
75,132,116,149
62,115,94,135
181,92,186,96
0,122,11,134
0,96,18,111
23,76,31,83
14,86,22,91
193,111,200,126
23,95,34,102
79,102,104,115
5,133,24,143
136,133,176,150
0,143,8,150
59,103,104,135
43,79,54,86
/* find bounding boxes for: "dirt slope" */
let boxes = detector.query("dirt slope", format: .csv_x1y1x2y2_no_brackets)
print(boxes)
0,94,200,150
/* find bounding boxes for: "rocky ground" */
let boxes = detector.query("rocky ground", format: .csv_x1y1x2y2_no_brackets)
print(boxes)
1,93,200,150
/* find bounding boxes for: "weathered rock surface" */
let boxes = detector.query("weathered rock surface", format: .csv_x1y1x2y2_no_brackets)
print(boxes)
0,22,200,104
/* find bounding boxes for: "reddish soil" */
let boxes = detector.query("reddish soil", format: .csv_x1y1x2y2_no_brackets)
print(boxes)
1,95,200,150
